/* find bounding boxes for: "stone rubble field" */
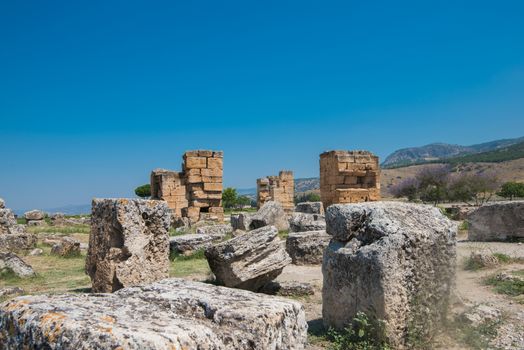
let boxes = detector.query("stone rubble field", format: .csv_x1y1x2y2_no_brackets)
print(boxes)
0,198,523,349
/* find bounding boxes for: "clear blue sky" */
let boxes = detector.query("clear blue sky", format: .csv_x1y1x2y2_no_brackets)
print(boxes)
1,1,523,210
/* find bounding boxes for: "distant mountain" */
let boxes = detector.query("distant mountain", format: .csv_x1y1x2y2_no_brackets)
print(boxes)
382,136,524,168
295,177,320,193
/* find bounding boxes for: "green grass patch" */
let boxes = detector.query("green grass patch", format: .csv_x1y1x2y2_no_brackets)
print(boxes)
169,256,210,278
327,312,391,350
449,316,501,350
26,225,90,235
278,230,289,240
484,271,524,297
458,221,469,230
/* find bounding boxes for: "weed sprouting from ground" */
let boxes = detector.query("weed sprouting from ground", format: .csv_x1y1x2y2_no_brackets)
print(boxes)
484,270,524,297
327,312,390,350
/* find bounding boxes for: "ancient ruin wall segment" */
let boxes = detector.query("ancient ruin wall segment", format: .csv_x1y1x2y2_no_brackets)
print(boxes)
150,150,224,223
320,150,381,208
257,170,294,213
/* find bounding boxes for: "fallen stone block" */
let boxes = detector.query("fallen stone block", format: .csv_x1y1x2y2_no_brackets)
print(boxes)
249,201,290,231
0,208,16,234
0,232,37,253
468,201,524,241
50,237,81,257
259,281,315,297
205,225,291,291
286,230,330,265
0,252,35,278
170,233,223,255
295,201,324,214
230,212,253,231
469,250,499,268
86,198,171,293
323,202,456,349
289,212,326,232
0,278,308,349
195,223,232,236
24,210,45,221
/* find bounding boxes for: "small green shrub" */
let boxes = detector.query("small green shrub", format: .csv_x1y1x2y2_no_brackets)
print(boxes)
328,312,390,350
458,221,469,230
484,272,524,296
492,253,511,264
463,257,483,271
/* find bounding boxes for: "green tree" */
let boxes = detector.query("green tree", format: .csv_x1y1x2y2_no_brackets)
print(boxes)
236,195,252,208
134,184,151,198
497,182,524,200
222,187,238,209
448,172,499,205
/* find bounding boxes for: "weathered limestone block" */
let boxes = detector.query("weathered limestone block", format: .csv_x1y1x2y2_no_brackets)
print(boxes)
467,201,524,241
0,278,307,349
24,210,45,221
259,281,315,297
170,233,224,255
26,219,46,226
289,212,326,232
286,230,330,265
249,201,290,231
195,223,232,236
469,250,499,268
231,213,253,231
86,198,171,293
322,202,456,349
295,201,324,214
0,252,35,277
205,225,291,291
50,237,81,257
0,208,16,234
0,232,37,253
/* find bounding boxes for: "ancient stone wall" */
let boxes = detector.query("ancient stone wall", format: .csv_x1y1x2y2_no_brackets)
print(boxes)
257,171,294,213
150,150,224,223
320,150,380,208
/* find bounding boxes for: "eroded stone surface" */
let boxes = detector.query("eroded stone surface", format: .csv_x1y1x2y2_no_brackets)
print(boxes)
323,202,456,349
0,208,16,234
468,201,524,241
170,233,223,255
86,198,171,293
24,210,45,221
0,252,35,278
295,202,324,215
0,278,307,349
205,225,291,291
196,224,232,236
286,230,330,265
289,213,326,233
249,201,290,231
0,232,37,253
50,237,81,257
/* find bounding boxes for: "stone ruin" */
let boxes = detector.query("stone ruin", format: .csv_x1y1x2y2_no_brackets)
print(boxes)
0,198,36,254
320,150,380,208
256,170,294,213
322,202,456,348
151,150,224,224
467,201,524,241
86,198,171,293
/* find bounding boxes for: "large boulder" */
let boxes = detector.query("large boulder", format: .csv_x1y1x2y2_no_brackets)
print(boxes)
286,230,331,265
0,232,37,253
249,201,290,231
205,225,291,291
86,198,171,293
24,210,45,221
231,213,253,231
467,201,524,241
0,208,16,234
50,237,81,257
0,278,308,349
289,212,326,232
170,233,224,255
0,252,35,278
196,223,232,236
323,202,456,349
295,201,324,214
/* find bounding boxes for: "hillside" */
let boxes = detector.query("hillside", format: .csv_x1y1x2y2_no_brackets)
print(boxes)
382,136,524,168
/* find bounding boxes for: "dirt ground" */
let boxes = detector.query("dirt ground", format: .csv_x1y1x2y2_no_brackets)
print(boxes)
274,230,524,349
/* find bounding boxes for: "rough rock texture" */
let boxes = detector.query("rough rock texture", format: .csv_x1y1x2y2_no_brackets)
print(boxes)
196,224,232,236
469,250,499,268
170,233,224,255
0,208,17,234
231,213,253,231
257,171,294,213
86,198,171,293
286,230,330,265
7,224,27,235
0,233,37,253
249,201,290,231
0,278,307,349
322,202,456,349
259,281,315,297
0,198,4,209
289,213,326,232
0,287,24,298
50,237,81,257
295,201,324,215
24,210,45,221
28,248,43,256
0,252,35,277
468,201,524,241
205,225,291,291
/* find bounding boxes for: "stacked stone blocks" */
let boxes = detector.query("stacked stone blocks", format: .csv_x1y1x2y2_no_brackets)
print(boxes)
257,170,294,213
320,150,380,208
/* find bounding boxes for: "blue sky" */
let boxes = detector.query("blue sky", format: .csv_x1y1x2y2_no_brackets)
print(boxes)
1,0,523,210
